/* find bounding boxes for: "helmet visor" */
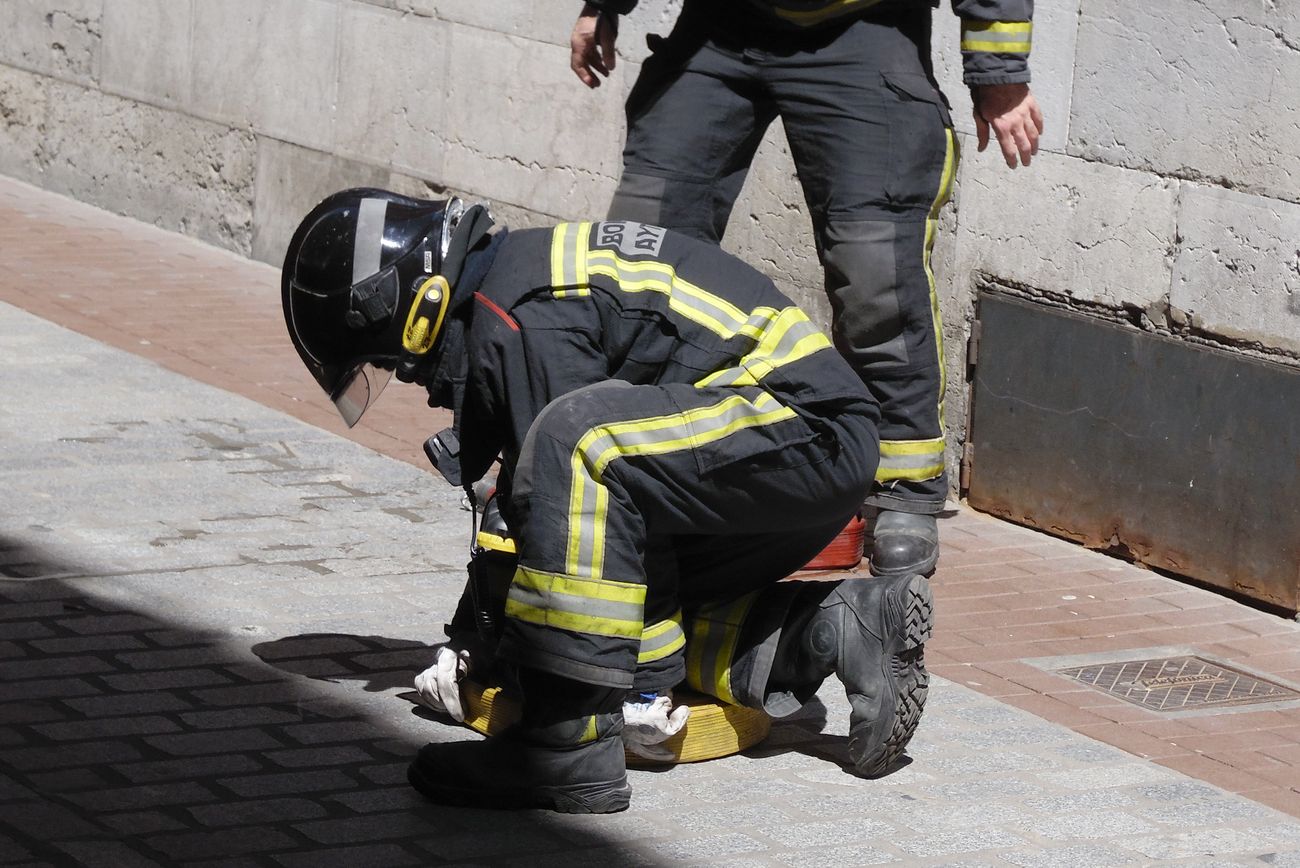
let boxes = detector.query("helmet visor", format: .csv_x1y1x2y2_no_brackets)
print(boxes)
331,362,393,428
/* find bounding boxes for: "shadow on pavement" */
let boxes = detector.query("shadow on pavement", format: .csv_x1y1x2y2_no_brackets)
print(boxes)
253,632,888,784
0,536,94,581
252,633,441,695
0,572,662,867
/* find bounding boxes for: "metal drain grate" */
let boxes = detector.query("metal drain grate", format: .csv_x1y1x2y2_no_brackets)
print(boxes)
1058,655,1300,712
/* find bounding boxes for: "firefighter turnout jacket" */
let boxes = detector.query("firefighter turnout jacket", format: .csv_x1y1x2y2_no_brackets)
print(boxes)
451,222,880,690
584,0,1034,87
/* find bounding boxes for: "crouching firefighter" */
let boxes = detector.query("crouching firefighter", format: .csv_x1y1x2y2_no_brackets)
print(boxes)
281,188,936,813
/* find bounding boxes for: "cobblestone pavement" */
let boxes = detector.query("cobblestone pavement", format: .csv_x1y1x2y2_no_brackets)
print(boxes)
6,303,1300,866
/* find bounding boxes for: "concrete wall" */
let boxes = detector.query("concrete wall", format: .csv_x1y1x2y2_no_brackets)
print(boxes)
2,0,1297,495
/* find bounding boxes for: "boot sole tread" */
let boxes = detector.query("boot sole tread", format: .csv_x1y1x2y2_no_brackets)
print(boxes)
855,574,933,778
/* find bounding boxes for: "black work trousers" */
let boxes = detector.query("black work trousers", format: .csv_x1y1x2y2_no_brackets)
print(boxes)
497,381,878,691
609,7,958,512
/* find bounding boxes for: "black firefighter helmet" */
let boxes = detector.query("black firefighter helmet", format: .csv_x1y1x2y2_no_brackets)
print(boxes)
281,188,493,427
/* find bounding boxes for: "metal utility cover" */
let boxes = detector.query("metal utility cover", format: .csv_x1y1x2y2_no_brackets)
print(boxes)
1059,655,1300,712
966,292,1300,613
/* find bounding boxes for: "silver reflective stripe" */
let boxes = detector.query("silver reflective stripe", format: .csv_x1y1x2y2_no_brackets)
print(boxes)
703,313,826,387
506,583,644,625
551,223,590,288
878,451,945,472
638,616,685,662
587,251,749,337
353,198,389,284
561,225,581,286
973,29,1027,46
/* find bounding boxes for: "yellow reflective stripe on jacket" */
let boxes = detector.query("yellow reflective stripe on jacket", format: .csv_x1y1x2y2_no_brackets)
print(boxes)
551,222,592,288
696,307,832,388
555,226,835,389
591,260,836,386
685,592,759,705
586,250,754,339
564,393,798,579
638,610,686,664
554,224,765,339
961,20,1032,54
551,288,591,299
877,438,946,483
505,565,645,639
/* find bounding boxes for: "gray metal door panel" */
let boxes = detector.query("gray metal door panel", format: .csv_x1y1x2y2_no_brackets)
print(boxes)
967,292,1300,613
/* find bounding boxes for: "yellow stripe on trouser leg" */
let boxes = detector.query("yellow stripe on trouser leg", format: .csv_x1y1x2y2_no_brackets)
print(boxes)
563,393,797,580
684,592,760,706
521,386,803,689
638,610,686,664
877,437,947,482
874,125,959,489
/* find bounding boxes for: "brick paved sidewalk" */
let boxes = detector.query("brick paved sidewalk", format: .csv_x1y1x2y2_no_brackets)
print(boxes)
2,174,1299,827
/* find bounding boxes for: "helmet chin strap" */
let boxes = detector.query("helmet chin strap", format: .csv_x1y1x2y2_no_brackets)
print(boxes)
394,203,495,385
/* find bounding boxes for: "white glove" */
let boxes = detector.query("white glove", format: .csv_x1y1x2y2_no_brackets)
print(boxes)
622,693,690,762
413,645,471,722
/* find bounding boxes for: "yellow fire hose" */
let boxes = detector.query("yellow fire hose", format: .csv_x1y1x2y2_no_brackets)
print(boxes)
457,680,771,767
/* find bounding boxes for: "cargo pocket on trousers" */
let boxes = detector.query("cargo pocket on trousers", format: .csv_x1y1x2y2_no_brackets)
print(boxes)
663,387,828,477
880,70,953,212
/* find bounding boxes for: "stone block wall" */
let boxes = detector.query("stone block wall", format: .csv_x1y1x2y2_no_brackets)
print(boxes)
1,0,1297,496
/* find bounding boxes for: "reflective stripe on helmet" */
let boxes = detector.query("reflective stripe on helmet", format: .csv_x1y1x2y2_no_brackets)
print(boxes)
353,198,389,284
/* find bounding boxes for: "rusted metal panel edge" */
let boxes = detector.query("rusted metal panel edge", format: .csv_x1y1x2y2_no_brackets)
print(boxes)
967,291,1300,614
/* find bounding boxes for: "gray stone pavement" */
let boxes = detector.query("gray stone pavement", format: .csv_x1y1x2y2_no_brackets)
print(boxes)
3,299,1300,867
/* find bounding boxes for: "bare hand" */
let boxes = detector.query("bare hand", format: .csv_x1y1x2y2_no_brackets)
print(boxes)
570,5,618,88
973,83,1044,169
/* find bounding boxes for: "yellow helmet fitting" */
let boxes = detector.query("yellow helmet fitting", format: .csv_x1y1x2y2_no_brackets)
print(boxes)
402,275,452,356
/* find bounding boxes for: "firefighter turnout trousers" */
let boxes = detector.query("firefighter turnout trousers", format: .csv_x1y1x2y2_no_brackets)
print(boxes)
497,379,878,691
608,3,959,512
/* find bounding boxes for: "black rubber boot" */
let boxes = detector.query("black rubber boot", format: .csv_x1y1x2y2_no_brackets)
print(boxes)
407,671,631,813
869,510,939,577
770,573,934,777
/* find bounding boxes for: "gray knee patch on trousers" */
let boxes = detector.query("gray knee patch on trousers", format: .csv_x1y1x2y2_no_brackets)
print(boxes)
822,220,909,370
607,172,669,227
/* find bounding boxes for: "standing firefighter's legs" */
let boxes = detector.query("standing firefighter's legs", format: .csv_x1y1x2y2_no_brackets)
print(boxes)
772,13,958,576
609,12,774,243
